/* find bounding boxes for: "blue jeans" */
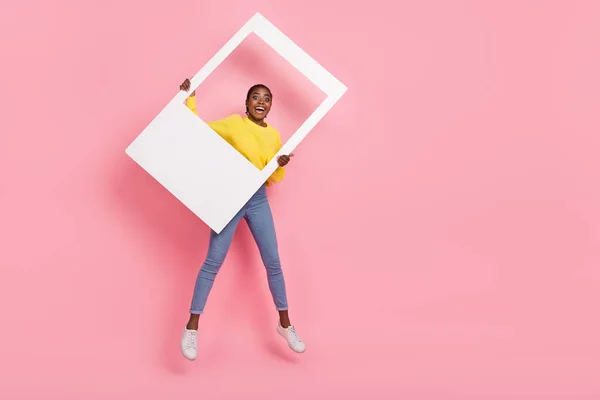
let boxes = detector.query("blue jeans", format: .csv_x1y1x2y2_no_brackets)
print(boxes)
189,185,288,314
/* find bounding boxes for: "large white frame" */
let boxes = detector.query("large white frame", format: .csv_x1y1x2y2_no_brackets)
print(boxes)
125,13,348,233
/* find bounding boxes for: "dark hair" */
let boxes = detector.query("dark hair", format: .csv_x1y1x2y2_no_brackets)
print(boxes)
246,84,272,101
245,84,272,114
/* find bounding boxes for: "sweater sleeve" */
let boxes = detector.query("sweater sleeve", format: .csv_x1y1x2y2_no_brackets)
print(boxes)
267,133,286,185
184,94,198,116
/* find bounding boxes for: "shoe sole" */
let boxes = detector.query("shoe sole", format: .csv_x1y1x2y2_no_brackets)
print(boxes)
181,351,197,361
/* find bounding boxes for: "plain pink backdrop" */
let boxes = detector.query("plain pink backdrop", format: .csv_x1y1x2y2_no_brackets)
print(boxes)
1,0,600,399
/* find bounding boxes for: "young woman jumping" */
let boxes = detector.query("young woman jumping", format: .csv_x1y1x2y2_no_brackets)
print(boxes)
178,78,305,360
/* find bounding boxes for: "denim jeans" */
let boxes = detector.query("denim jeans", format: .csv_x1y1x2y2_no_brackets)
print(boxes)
189,185,288,314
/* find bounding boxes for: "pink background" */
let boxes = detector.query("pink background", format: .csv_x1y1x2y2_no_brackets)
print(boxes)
1,0,600,398
191,33,327,148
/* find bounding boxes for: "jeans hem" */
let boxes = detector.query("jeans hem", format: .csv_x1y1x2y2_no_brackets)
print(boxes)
276,307,288,311
190,310,204,315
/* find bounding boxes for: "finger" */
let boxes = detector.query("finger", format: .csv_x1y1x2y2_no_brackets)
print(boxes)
289,153,295,157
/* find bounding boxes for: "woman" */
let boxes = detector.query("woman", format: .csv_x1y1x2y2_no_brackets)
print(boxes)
178,78,305,360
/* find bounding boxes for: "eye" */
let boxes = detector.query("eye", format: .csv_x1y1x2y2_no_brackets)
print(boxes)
253,95,259,100
264,97,270,102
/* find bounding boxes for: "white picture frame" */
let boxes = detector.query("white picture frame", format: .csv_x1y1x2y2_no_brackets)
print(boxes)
125,12,348,233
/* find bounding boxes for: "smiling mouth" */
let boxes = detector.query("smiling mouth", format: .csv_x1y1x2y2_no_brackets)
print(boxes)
254,106,265,114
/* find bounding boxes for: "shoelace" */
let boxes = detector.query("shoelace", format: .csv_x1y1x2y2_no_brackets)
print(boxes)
186,331,198,349
287,326,301,345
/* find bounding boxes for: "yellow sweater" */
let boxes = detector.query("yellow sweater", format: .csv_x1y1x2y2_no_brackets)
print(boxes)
185,95,285,185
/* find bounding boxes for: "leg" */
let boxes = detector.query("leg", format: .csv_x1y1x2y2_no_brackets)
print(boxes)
181,209,245,361
187,209,244,329
244,187,290,325
244,188,306,353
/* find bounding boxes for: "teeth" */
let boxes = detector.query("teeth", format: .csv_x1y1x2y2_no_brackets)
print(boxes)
255,107,265,111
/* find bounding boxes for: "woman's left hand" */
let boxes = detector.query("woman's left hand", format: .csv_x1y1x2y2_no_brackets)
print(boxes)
277,153,295,167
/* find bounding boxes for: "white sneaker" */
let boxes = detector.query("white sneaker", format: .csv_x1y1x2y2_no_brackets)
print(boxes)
180,328,198,361
277,323,306,353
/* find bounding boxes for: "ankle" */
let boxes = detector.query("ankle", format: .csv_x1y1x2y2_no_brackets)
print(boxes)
186,316,200,331
278,310,291,329
186,323,198,331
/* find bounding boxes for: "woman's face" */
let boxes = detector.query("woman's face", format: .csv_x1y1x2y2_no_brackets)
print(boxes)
246,87,272,121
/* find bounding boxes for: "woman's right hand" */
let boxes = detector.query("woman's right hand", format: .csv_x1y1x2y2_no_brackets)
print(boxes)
180,78,195,95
